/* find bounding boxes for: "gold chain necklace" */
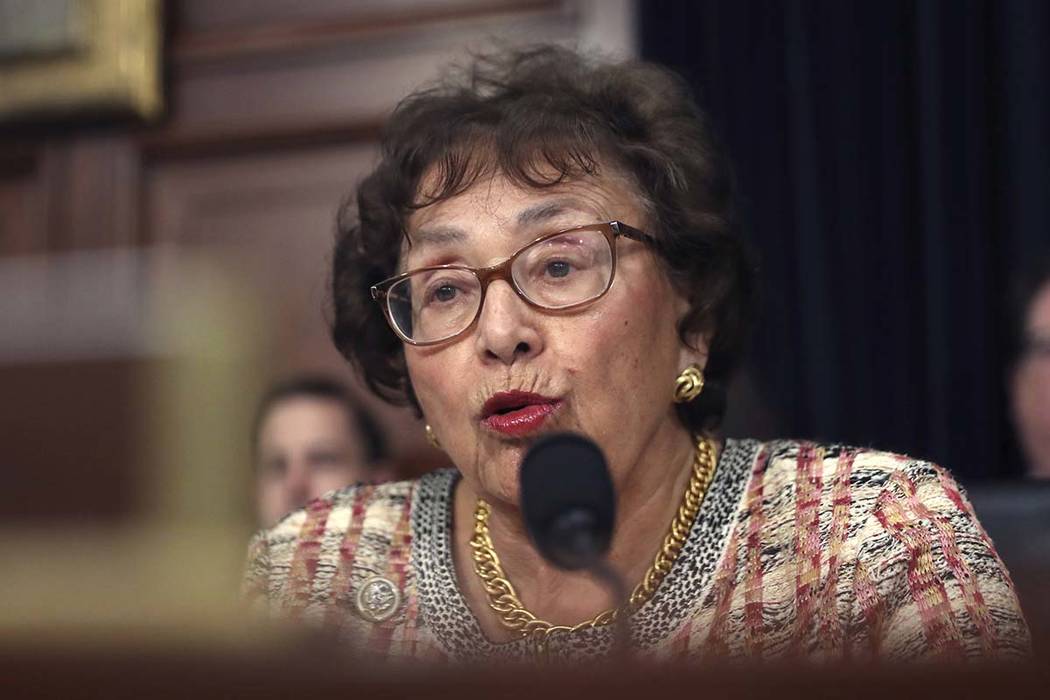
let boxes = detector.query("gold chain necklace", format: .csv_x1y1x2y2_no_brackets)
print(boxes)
468,436,717,647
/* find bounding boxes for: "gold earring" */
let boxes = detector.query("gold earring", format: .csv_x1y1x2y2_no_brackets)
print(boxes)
425,423,442,449
673,364,705,403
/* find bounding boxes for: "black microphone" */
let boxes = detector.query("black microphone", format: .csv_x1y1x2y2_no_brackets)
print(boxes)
520,432,631,657
520,432,616,570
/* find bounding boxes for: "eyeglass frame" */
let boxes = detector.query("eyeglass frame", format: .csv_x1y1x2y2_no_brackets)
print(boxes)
370,220,657,347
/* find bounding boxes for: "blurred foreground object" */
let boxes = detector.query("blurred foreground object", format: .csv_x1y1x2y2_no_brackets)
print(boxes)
2,651,1050,699
0,246,274,649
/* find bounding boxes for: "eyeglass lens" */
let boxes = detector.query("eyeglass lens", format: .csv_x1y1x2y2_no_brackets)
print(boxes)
386,228,614,343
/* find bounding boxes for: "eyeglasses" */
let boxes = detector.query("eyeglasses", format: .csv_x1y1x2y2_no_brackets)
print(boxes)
370,220,656,346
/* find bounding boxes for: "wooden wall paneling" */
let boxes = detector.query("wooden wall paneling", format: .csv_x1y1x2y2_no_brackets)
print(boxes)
0,143,73,256
160,3,577,143
0,0,631,257
146,143,374,366
0,151,44,257
58,135,141,250
39,143,72,253
176,0,564,36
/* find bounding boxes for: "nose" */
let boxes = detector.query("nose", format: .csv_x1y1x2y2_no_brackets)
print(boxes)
284,459,310,509
474,280,544,365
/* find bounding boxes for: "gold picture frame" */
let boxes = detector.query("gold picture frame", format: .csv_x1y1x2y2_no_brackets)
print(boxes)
0,0,162,123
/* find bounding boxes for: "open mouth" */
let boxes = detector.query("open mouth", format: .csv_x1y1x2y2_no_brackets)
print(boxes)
481,391,562,437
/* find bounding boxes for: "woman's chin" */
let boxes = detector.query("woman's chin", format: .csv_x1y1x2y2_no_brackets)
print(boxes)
467,429,568,507
474,458,525,509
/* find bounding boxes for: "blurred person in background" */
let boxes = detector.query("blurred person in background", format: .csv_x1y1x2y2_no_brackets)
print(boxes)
1012,256,1050,478
244,46,1028,664
254,375,391,526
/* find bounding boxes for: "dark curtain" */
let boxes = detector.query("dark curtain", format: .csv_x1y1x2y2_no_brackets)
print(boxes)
641,0,1050,479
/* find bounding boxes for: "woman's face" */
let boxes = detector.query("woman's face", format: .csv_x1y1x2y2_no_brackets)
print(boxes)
402,170,706,505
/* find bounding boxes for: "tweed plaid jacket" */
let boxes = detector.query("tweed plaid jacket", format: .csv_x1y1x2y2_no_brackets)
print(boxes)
242,439,1030,663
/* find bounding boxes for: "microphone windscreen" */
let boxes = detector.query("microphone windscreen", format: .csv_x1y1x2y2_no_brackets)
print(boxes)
520,432,615,565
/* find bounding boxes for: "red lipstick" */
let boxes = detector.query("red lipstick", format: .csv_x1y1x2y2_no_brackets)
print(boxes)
481,391,562,438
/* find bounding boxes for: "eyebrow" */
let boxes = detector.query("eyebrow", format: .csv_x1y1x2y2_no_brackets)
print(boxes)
516,200,580,226
408,225,468,248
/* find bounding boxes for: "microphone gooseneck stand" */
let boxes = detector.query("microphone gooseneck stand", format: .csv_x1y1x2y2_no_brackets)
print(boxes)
519,432,633,662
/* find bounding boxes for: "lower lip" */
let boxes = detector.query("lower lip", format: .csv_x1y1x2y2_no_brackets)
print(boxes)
482,401,561,437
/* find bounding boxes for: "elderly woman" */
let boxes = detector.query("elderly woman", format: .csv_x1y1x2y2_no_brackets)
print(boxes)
243,46,1029,664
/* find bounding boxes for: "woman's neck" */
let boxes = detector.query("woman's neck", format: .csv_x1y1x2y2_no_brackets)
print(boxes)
451,423,701,643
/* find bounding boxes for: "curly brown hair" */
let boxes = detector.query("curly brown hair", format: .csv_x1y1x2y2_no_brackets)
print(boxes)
330,46,757,431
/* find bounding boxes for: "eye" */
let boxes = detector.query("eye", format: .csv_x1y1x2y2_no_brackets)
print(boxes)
531,250,591,283
433,284,458,302
545,260,573,278
422,279,466,305
412,270,478,313
308,451,344,471
260,456,285,477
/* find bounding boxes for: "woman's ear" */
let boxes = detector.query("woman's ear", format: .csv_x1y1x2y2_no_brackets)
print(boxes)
672,287,709,371
678,329,710,373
